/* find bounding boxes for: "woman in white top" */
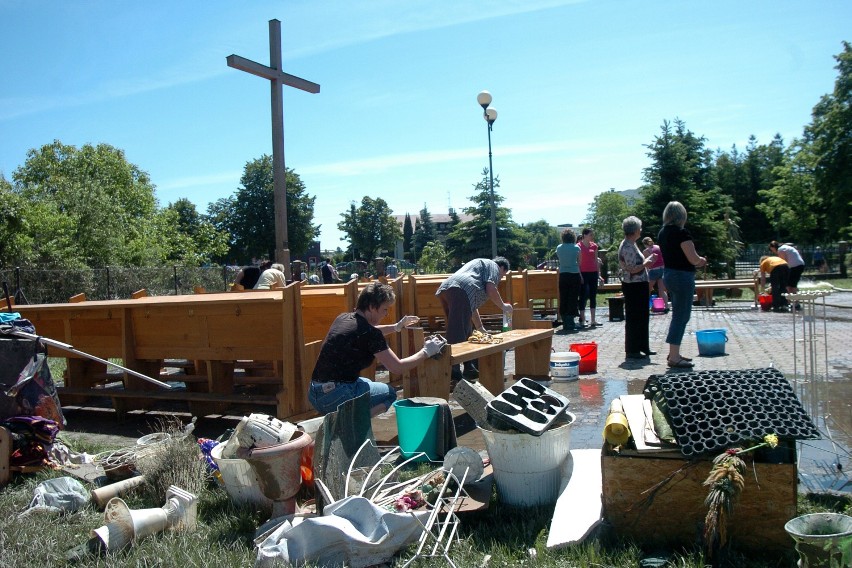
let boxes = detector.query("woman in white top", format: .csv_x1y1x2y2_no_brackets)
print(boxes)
254,263,288,289
768,241,804,293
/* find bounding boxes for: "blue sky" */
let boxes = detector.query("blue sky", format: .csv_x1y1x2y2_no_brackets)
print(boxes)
1,1,849,251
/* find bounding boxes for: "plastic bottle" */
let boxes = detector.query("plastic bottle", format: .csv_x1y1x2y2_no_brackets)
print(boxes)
502,310,512,332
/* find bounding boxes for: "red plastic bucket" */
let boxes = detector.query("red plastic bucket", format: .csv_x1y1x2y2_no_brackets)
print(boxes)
569,342,597,374
758,293,773,312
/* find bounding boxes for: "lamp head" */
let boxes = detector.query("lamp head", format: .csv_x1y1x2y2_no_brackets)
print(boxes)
477,90,492,109
484,107,498,124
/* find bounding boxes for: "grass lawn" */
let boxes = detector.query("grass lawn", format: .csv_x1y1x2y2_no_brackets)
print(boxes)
2,429,849,568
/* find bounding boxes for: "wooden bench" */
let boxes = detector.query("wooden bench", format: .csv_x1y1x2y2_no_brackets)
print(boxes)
15,284,316,420
403,308,553,399
402,272,520,331
693,278,759,305
526,270,559,315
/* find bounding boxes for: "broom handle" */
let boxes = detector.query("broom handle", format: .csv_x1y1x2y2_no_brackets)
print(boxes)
7,329,173,390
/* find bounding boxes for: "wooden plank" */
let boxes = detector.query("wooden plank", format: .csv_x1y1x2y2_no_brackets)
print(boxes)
409,328,553,399
0,426,10,488
547,449,603,549
620,394,654,451
57,386,277,405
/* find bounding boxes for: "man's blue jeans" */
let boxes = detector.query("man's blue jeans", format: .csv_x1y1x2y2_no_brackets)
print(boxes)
663,268,696,346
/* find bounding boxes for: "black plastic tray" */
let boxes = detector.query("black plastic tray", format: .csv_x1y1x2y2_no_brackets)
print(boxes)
486,377,570,436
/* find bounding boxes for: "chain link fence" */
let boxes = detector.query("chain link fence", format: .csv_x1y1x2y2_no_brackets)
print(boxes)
0,243,845,305
0,266,241,305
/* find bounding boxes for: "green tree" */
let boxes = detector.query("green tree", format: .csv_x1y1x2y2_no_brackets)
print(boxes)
160,199,230,265
757,141,822,240
737,135,785,243
583,190,630,250
445,168,532,269
418,241,451,274
803,41,852,239
403,213,414,262
0,176,36,267
12,140,163,267
522,220,560,264
634,120,734,276
338,196,401,261
210,156,318,263
413,205,436,254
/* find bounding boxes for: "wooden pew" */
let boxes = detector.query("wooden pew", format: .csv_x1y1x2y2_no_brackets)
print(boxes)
299,279,358,343
526,269,559,316
15,300,126,404
16,283,316,420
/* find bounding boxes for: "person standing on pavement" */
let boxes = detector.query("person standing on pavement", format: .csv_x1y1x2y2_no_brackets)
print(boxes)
658,201,706,368
436,257,513,381
556,229,583,333
309,282,446,417
619,216,656,359
768,241,804,293
578,228,603,327
642,236,669,309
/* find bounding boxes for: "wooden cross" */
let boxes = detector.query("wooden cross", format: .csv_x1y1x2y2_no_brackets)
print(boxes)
227,19,320,279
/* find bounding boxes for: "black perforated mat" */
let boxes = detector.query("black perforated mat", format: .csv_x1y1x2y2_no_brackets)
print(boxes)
643,368,820,457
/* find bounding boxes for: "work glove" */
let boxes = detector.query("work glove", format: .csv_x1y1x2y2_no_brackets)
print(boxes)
422,336,447,358
502,303,514,313
394,315,420,332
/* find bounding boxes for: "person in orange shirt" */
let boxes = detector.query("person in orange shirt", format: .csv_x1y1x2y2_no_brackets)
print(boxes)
758,255,790,312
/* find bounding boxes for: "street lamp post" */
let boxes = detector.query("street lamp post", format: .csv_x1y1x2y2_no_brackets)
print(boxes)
477,90,498,259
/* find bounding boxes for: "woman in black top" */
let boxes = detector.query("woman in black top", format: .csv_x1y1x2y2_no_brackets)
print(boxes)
308,282,445,416
657,201,707,368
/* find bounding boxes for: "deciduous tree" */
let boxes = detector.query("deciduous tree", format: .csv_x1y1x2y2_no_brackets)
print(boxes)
338,196,401,261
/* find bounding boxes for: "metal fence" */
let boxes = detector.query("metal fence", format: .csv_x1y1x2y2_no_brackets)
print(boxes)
1,266,242,305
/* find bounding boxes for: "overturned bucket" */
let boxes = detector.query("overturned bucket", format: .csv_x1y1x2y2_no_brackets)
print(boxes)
478,414,575,507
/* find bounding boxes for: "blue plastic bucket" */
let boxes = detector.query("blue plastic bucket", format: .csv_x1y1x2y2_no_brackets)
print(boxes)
393,399,440,461
696,328,728,356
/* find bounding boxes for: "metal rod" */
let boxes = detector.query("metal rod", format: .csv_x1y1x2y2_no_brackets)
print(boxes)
6,329,173,390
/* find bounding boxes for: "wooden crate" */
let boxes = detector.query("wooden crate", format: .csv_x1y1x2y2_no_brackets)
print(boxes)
601,446,797,551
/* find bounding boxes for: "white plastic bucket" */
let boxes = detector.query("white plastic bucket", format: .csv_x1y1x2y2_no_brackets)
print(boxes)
550,352,580,381
479,414,575,507
210,442,273,509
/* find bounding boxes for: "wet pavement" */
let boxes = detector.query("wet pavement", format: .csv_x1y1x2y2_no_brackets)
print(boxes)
373,291,852,493
59,289,852,494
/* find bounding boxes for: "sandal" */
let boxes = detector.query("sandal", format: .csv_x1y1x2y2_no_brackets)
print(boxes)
667,357,694,368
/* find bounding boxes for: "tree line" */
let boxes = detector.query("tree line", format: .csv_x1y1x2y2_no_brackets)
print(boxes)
1,43,848,276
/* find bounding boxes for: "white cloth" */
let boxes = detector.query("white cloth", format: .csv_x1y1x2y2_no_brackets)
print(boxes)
255,496,428,568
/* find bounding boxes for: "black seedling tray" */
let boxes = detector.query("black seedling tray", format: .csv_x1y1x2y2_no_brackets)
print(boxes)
486,377,570,436
643,367,820,457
